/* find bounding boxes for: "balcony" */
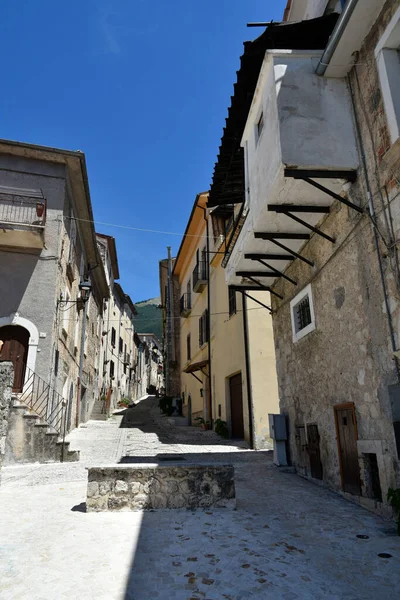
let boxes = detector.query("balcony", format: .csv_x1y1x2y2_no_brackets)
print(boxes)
180,293,191,317
224,50,359,287
192,261,208,293
0,185,46,251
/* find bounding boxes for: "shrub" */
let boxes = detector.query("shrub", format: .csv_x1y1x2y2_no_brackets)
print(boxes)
214,418,229,439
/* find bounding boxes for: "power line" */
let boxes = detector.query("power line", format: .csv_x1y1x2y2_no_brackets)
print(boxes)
62,215,212,240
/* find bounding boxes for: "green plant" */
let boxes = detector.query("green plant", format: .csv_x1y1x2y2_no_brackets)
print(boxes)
118,397,130,407
214,418,229,439
195,417,211,430
387,488,400,535
159,396,174,416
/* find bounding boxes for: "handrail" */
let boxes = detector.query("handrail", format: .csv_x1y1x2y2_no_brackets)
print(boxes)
17,365,67,461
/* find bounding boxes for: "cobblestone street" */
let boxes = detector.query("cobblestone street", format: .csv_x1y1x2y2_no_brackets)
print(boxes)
1,396,400,600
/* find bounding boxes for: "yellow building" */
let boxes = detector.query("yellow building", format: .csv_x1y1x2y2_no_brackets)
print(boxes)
172,192,280,448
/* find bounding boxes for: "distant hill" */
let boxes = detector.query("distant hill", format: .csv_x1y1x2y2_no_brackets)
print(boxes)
134,297,162,341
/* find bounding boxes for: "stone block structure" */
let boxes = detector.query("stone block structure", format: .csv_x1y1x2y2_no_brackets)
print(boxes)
86,464,236,511
0,362,13,478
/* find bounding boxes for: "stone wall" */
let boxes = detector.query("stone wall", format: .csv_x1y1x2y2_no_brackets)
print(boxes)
270,0,400,512
0,362,13,478
86,464,236,511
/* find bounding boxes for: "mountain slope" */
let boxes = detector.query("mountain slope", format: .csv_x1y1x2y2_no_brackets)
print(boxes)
134,297,162,341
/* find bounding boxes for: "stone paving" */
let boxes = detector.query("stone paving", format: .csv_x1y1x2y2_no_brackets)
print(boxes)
0,396,399,599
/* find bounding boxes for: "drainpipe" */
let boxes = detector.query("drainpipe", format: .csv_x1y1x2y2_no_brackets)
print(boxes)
315,0,359,76
241,292,255,449
199,206,213,424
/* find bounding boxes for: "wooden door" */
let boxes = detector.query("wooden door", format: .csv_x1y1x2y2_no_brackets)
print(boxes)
230,373,244,439
0,325,30,392
334,403,361,495
306,423,323,480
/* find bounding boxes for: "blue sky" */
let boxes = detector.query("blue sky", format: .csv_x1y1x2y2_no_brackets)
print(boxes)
2,0,286,301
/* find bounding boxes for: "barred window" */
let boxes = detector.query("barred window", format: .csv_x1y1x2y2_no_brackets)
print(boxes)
290,284,316,342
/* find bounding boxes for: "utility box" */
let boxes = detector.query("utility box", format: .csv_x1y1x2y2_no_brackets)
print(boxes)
269,413,287,440
268,414,288,466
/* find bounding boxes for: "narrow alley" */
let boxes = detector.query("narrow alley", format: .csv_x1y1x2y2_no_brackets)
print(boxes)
0,397,399,600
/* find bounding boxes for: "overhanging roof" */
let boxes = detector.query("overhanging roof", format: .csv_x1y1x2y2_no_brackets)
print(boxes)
96,233,120,280
183,359,209,374
207,13,339,209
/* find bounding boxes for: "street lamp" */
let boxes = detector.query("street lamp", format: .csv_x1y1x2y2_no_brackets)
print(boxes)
79,279,92,301
76,278,92,427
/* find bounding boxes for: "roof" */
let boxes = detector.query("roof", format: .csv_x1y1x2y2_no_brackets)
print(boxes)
183,359,209,374
0,138,109,300
113,283,137,316
207,14,339,209
172,191,209,278
96,233,120,280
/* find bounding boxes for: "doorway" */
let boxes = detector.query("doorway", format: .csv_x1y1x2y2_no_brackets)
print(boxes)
229,373,244,439
0,325,30,392
306,423,323,480
334,403,361,495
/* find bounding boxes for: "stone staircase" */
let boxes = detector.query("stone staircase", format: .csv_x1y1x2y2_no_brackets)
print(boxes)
4,400,80,465
90,399,108,421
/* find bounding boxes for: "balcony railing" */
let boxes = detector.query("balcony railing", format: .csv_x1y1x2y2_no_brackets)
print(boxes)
193,261,208,292
0,185,47,228
180,293,192,317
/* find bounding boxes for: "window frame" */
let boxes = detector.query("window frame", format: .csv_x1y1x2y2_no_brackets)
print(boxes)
375,7,400,146
290,284,316,343
256,110,264,144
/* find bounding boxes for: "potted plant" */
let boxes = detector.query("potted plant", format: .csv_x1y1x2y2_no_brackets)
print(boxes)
195,416,211,430
36,202,45,218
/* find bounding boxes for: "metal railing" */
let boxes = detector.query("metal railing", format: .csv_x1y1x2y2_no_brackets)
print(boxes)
18,365,67,461
193,261,208,290
180,292,192,315
0,185,47,228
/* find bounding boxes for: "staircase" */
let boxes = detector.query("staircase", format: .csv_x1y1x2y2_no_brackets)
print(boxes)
4,367,80,465
90,399,108,421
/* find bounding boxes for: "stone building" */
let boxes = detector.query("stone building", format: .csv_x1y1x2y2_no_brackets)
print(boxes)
171,192,279,446
0,140,108,449
159,255,180,397
96,233,138,412
136,333,163,397
208,1,400,512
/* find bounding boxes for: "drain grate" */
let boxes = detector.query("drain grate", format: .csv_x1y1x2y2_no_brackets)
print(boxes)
356,535,369,539
378,553,392,559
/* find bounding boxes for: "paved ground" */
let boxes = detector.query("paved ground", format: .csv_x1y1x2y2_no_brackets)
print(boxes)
1,396,400,600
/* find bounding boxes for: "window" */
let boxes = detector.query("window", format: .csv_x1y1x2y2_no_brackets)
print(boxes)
199,309,209,347
111,327,116,347
290,284,316,342
119,337,123,354
74,312,80,349
375,7,400,145
228,287,237,317
256,111,264,142
68,216,77,266
110,360,115,378
62,288,70,335
187,333,191,362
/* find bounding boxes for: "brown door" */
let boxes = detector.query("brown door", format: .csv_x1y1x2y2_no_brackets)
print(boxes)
0,325,30,392
334,403,361,495
230,373,244,439
306,423,323,480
